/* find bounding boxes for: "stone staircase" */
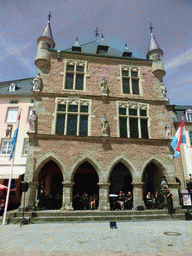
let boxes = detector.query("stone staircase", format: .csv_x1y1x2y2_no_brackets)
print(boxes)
1,208,191,224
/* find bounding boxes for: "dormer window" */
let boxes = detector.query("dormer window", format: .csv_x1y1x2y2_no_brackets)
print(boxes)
96,36,109,55
9,83,16,91
186,109,192,122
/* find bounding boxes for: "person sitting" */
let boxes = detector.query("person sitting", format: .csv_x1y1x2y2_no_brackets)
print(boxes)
118,190,125,210
145,192,153,209
73,192,81,210
81,191,89,210
89,195,96,210
124,191,133,210
155,191,165,209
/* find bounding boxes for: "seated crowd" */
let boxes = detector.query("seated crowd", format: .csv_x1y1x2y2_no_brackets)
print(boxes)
73,191,98,210
144,191,165,209
109,191,133,210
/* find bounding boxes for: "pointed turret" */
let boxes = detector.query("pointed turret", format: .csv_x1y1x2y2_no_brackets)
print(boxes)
35,12,55,73
147,24,165,80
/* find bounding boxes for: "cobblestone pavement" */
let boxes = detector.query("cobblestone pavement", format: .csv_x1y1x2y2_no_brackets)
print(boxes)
0,220,192,256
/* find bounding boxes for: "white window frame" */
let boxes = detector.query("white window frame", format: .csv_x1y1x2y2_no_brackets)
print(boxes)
120,65,141,95
62,59,87,91
9,83,16,91
1,139,12,155
186,109,192,122
54,98,92,136
22,139,29,156
117,101,149,138
6,107,19,123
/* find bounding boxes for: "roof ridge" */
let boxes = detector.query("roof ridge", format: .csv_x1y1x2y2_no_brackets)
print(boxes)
0,77,34,85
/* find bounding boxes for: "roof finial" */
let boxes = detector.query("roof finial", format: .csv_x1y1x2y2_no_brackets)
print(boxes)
76,36,78,41
101,33,104,39
125,43,127,48
48,12,51,22
95,27,99,38
150,23,153,33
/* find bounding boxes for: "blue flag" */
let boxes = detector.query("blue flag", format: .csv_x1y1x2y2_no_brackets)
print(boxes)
9,112,21,160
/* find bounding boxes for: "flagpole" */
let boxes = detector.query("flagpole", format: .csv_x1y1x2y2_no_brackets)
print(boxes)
2,157,14,226
2,109,21,226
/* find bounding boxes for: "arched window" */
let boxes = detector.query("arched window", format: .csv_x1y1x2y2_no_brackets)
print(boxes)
186,109,192,122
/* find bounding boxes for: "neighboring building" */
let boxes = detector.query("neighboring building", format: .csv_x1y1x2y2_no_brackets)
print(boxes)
22,16,183,211
172,105,192,184
0,78,34,207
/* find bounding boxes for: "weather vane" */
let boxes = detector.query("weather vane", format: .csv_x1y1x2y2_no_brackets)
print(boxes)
150,23,153,33
48,12,51,22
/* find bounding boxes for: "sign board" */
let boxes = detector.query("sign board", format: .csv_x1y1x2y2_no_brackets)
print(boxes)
182,189,192,206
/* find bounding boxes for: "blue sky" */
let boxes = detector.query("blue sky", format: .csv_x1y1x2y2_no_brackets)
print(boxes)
0,0,191,105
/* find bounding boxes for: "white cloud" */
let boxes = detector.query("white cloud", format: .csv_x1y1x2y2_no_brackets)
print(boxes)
0,36,36,74
165,48,192,71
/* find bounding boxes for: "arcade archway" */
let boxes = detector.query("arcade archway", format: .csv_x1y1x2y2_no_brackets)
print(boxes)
38,160,63,210
109,162,133,194
73,161,99,210
142,162,164,194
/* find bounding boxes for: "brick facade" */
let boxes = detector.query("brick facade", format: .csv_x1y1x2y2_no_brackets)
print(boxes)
22,23,183,211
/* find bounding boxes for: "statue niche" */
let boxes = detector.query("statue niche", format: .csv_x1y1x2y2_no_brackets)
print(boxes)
33,73,42,92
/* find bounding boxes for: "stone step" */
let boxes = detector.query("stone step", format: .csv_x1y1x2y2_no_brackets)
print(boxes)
1,209,190,224
3,209,186,218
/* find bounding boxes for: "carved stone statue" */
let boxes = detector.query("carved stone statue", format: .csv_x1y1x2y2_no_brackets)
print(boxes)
161,179,168,189
6,125,13,137
165,122,172,138
101,115,108,136
161,83,167,99
33,73,42,91
101,78,108,96
29,110,37,132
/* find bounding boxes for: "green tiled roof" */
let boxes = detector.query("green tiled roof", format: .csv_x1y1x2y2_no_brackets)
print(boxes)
0,78,34,96
57,39,147,61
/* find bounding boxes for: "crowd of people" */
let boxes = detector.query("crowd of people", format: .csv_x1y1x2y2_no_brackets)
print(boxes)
109,191,133,210
144,189,174,215
73,191,98,210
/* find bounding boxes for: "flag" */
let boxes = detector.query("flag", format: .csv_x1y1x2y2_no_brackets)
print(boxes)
9,111,21,160
170,120,184,158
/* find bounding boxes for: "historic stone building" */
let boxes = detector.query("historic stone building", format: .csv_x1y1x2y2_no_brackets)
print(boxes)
23,16,183,211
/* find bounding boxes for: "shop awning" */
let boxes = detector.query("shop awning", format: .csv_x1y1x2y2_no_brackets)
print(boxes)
0,166,25,179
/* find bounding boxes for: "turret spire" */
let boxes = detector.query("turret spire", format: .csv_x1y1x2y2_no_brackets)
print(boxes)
147,23,162,57
146,24,165,80
41,12,55,45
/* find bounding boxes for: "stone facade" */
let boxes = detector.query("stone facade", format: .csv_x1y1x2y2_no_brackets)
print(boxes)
22,18,183,211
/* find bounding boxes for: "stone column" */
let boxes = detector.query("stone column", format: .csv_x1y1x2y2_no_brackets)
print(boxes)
132,182,146,210
61,181,74,211
168,182,181,209
20,181,38,211
98,183,110,210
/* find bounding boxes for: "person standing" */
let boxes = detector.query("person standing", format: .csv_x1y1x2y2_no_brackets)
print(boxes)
166,188,174,216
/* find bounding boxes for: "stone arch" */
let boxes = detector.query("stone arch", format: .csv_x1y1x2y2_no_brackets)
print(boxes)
34,153,65,181
141,157,168,183
141,157,168,197
108,158,135,195
70,157,101,182
107,157,136,183
71,158,100,210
